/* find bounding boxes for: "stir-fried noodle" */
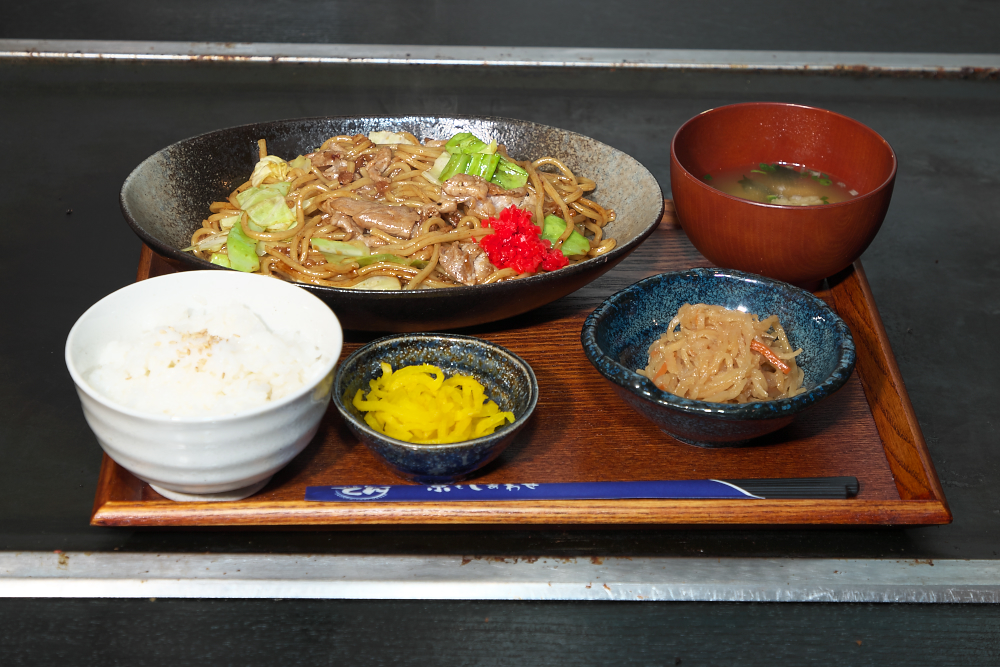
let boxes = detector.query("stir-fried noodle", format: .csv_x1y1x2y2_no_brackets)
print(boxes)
187,133,616,290
638,303,806,403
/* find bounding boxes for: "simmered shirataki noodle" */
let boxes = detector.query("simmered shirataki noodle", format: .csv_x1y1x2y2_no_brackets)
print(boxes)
185,131,616,290
638,303,806,404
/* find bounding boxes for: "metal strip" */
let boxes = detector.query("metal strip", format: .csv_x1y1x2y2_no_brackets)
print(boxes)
1,553,998,602
2,39,998,75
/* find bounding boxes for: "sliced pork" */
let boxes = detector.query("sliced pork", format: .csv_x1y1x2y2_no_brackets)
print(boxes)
419,193,459,222
437,241,494,286
323,198,421,239
443,174,490,203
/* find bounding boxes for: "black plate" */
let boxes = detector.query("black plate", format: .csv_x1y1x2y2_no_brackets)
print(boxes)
120,115,664,331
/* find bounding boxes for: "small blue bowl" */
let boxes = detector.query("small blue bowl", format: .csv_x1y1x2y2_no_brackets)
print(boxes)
333,333,538,483
581,269,856,447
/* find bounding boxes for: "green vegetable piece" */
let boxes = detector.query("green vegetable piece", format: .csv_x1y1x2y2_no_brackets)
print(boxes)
289,155,312,172
357,253,410,267
235,182,295,230
310,238,370,257
226,220,260,273
317,253,358,268
703,174,713,181
218,214,242,231
245,195,296,230
750,169,767,175
445,132,489,155
767,195,780,201
770,164,802,182
490,159,528,190
759,163,777,172
821,196,830,204
209,252,231,268
439,153,471,182
818,178,832,186
235,182,291,209
351,253,428,269
424,151,453,183
445,132,473,153
739,175,774,201
468,153,501,181
352,276,402,290
541,215,591,257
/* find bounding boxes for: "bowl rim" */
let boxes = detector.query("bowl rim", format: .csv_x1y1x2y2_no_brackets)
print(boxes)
332,332,539,451
65,270,343,424
670,101,898,210
119,113,665,297
580,268,857,420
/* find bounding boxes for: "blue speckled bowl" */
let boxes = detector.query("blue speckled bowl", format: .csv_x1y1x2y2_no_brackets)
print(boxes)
581,269,856,447
333,334,538,483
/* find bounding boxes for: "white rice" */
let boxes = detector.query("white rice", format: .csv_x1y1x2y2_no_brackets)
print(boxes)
85,303,327,418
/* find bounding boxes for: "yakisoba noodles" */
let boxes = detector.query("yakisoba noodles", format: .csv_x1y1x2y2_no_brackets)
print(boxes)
638,303,806,404
185,131,616,290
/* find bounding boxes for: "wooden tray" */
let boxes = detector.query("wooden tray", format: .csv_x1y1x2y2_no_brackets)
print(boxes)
91,203,951,528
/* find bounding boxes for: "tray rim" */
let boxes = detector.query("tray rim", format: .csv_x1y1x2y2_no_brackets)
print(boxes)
91,217,952,528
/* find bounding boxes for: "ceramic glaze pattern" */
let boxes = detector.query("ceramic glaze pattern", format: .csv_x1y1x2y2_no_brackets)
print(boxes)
120,115,664,331
581,269,856,446
333,333,538,482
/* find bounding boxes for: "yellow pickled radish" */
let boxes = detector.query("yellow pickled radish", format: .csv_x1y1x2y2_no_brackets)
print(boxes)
352,363,515,444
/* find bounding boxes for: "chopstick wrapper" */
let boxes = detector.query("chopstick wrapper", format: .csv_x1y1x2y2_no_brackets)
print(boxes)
305,477,859,501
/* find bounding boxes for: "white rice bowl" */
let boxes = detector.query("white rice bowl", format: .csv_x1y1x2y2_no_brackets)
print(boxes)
66,270,343,501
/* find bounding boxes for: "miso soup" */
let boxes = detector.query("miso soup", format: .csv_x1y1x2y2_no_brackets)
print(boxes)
703,163,859,206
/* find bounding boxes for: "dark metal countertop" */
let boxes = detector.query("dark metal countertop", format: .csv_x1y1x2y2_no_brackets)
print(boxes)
2,16,1000,664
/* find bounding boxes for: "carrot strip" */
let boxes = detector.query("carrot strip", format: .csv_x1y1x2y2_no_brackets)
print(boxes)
750,339,790,374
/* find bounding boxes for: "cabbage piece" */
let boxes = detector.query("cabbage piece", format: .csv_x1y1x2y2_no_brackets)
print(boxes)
245,196,296,231
422,151,453,184
468,153,501,181
310,238,370,257
236,182,291,209
226,221,260,273
181,231,228,252
352,276,402,290
369,131,417,145
236,183,296,231
439,153,471,182
289,155,312,173
218,213,242,231
491,159,528,190
357,253,428,269
209,252,231,267
250,155,290,187
445,132,497,155
541,215,591,257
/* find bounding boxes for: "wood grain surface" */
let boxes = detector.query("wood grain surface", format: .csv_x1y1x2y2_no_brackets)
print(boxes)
91,202,951,527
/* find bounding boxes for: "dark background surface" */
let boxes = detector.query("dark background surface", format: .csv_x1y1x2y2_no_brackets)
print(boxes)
3,598,1000,666
3,3,1000,664
4,0,1000,54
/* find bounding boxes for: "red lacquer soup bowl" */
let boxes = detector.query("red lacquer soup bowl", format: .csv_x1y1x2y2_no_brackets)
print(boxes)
670,102,896,286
